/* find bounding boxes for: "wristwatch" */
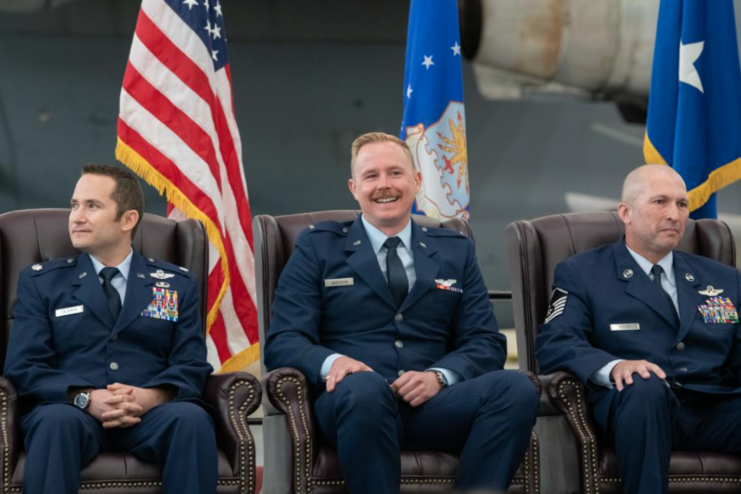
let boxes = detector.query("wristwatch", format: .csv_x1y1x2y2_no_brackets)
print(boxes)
73,391,91,410
429,370,449,388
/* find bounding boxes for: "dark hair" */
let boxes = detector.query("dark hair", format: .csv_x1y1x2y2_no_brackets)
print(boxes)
81,164,145,239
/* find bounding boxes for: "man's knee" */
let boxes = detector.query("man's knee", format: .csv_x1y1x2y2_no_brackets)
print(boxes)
617,374,671,404
24,404,94,436
331,372,396,418
482,371,540,423
157,402,213,432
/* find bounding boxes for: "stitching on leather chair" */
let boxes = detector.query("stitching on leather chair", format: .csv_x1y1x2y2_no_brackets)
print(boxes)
230,379,258,494
557,380,599,494
275,376,311,494
2,393,8,494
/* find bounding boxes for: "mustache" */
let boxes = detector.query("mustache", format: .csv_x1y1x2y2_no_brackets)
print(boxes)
371,190,401,200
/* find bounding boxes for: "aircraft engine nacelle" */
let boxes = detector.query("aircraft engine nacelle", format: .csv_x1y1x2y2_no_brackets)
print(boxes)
459,0,658,117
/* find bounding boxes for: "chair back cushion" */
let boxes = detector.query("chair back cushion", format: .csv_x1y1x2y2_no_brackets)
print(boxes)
506,211,737,372
0,209,209,372
252,211,474,367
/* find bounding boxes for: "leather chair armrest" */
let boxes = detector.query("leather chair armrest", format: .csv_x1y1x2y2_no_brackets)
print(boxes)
541,371,601,494
203,372,261,483
0,376,19,487
262,368,317,473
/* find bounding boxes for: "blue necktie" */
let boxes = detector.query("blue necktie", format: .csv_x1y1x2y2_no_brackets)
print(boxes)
651,264,678,319
100,267,122,321
384,237,408,308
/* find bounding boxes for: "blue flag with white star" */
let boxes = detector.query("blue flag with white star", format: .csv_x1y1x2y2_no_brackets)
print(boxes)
401,0,469,220
644,0,741,219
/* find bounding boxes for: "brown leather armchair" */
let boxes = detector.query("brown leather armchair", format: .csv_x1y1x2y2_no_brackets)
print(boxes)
506,211,741,494
0,209,261,494
254,210,541,494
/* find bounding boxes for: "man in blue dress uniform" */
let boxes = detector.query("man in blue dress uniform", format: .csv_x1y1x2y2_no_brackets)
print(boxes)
4,165,216,494
537,165,741,494
265,132,539,494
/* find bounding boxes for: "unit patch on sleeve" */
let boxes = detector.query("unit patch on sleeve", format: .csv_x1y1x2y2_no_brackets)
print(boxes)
141,287,179,322
544,288,568,324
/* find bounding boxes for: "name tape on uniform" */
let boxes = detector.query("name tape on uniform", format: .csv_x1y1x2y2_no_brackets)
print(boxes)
325,278,354,288
55,305,84,317
610,323,640,331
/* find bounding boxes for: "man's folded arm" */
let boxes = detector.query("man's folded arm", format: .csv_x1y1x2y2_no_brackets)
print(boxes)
142,276,212,401
536,260,621,385
430,240,507,381
5,270,95,404
265,232,336,384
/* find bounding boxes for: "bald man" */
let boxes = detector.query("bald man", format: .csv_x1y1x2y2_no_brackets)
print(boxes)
537,165,741,494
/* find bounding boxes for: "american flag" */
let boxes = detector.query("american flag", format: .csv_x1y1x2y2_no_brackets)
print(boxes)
116,0,259,373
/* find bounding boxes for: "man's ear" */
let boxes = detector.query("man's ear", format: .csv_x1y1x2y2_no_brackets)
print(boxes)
348,178,358,201
121,210,139,234
617,202,631,225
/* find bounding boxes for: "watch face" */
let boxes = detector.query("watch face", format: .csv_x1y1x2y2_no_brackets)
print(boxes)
74,392,90,410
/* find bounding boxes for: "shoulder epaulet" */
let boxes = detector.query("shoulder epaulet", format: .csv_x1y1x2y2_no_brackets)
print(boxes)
423,227,470,239
144,257,192,278
28,256,78,276
307,220,353,236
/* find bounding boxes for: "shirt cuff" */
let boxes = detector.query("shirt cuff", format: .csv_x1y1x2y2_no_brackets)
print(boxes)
590,359,623,389
320,353,344,381
429,367,461,386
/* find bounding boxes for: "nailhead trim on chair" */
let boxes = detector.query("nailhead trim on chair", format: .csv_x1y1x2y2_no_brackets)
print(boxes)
1,393,9,494
276,376,312,494
602,476,741,485
230,379,258,494
557,380,600,494
2,380,257,494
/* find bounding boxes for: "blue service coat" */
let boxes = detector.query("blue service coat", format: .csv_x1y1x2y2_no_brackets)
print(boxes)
4,250,212,406
265,217,507,386
537,238,741,424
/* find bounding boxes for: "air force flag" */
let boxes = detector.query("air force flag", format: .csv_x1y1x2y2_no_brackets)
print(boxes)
644,0,741,219
401,0,469,220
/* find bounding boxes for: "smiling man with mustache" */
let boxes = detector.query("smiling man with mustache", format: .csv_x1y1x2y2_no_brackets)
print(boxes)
537,165,741,494
266,132,539,494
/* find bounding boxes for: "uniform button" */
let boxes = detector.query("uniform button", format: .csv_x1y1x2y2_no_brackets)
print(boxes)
398,370,405,377
395,340,403,349
676,342,686,351
421,227,428,232
678,367,688,372
395,313,403,322
109,362,119,371
111,334,118,341
342,227,348,233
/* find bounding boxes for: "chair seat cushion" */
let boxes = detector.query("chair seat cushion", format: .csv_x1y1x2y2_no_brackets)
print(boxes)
313,445,459,481
11,450,236,490
600,448,741,493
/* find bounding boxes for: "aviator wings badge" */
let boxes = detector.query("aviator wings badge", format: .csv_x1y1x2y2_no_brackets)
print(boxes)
699,285,724,296
151,269,175,280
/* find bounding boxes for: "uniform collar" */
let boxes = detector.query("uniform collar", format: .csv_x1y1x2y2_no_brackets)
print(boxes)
361,215,413,255
89,248,134,283
625,245,675,288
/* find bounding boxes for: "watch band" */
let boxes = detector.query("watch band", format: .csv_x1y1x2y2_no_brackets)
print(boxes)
430,370,449,388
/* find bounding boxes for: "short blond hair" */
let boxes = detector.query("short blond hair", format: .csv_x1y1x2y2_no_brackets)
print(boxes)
350,132,414,177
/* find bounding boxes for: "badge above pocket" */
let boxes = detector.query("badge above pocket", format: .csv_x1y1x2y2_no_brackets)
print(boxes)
141,287,179,322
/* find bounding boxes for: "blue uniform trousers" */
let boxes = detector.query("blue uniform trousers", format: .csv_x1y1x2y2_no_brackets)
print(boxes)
20,401,217,494
594,375,741,494
314,370,539,494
